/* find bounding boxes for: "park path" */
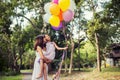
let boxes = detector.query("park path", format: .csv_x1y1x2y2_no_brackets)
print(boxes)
22,72,32,80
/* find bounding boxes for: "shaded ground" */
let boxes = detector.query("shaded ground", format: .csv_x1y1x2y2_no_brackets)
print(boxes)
21,72,32,80
59,71,120,80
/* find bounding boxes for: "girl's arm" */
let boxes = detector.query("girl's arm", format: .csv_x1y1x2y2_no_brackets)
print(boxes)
53,42,68,50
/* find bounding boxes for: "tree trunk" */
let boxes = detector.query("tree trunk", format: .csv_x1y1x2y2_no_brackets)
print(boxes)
14,60,20,73
104,60,106,68
103,54,106,68
64,62,68,73
78,41,81,71
64,51,68,73
68,41,74,74
95,32,101,72
19,46,24,70
19,55,22,70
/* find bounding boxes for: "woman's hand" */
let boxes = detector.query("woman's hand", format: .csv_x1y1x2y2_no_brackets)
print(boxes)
43,58,52,64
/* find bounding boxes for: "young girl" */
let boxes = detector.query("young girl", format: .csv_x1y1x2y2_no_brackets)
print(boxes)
36,34,68,80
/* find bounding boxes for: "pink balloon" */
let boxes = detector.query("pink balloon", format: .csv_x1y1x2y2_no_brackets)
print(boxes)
63,9,74,22
52,0,59,4
52,22,63,30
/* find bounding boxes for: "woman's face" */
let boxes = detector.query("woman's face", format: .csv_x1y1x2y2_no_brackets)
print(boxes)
43,37,47,43
36,36,43,45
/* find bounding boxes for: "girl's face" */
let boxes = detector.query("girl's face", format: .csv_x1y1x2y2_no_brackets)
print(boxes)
45,35,50,41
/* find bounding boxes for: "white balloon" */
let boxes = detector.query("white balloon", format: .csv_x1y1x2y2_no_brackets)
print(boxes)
69,0,76,11
44,3,51,14
43,14,51,23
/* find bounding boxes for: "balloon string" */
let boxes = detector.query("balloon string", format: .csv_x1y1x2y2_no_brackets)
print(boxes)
62,21,68,64
62,21,67,43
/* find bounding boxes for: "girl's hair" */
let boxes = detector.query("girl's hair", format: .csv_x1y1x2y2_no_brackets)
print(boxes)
34,35,45,50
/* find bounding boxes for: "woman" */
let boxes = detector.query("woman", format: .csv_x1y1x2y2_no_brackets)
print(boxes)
32,35,49,80
32,34,68,80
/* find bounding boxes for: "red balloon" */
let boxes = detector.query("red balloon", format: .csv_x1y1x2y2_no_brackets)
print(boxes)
58,10,63,21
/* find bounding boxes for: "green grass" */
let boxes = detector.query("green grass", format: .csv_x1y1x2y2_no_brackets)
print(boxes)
0,75,22,80
102,67,120,72
59,67,120,80
0,69,32,80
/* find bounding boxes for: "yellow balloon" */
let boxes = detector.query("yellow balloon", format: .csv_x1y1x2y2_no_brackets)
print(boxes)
58,0,70,11
49,15,60,27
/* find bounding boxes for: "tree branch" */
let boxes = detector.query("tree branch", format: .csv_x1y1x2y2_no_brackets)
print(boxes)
15,13,40,30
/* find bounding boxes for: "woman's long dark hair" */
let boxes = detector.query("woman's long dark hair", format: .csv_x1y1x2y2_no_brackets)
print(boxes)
34,35,45,50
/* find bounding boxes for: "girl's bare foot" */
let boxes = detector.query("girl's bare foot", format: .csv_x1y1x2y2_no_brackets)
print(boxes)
36,74,43,79
52,74,56,79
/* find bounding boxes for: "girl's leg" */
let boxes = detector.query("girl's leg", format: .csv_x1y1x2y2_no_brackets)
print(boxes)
53,71,60,80
36,59,44,79
43,63,47,80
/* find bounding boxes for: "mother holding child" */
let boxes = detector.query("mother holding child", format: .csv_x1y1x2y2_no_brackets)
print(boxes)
32,34,68,80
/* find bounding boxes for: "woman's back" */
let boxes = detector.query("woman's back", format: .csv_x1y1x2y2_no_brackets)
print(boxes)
36,51,40,58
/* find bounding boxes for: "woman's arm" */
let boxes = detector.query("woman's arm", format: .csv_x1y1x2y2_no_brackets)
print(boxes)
53,42,68,50
37,46,44,59
37,46,52,63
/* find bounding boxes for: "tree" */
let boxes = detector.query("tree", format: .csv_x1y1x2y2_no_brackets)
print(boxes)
0,0,14,72
86,0,120,72
104,0,120,43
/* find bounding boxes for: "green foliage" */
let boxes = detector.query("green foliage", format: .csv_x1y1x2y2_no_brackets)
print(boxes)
21,50,35,69
73,40,97,68
81,41,96,67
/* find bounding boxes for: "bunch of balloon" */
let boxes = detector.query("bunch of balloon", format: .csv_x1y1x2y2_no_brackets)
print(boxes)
43,0,76,30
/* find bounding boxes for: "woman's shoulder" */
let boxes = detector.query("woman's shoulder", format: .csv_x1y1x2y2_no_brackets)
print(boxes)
36,46,42,51
37,46,41,48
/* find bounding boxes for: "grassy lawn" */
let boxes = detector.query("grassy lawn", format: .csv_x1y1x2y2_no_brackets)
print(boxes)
20,69,32,73
0,75,22,80
52,67,120,80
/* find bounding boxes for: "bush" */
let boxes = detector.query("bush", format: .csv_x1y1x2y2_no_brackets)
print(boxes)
0,71,20,76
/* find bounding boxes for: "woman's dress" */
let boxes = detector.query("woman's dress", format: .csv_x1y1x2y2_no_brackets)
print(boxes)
32,51,49,80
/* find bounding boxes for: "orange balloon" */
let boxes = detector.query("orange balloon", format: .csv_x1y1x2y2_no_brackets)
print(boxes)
50,3,60,15
58,10,63,21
